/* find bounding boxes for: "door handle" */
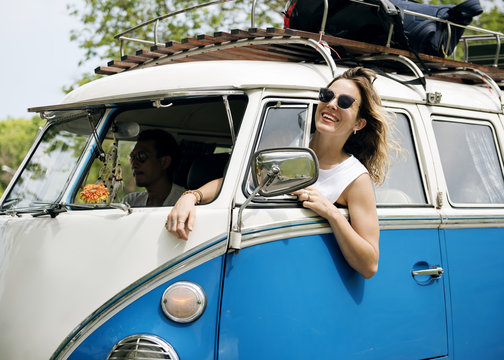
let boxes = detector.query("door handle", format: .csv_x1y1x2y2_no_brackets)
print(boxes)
411,266,444,278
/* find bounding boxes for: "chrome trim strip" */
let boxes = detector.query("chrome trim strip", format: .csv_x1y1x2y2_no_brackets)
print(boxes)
239,215,444,250
52,236,228,360
440,216,504,229
238,213,504,250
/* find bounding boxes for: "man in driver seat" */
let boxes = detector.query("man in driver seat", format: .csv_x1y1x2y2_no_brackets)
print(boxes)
123,129,185,207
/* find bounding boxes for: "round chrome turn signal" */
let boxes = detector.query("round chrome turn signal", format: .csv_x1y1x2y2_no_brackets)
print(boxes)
161,281,207,323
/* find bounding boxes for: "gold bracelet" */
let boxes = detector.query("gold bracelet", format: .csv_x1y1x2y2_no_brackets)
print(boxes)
182,190,202,205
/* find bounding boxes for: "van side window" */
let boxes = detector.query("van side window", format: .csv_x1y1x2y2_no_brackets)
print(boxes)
256,103,307,151
245,103,308,196
376,113,426,205
433,120,504,204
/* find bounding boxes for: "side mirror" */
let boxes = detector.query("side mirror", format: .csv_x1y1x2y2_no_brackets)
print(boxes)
251,147,319,197
230,147,319,250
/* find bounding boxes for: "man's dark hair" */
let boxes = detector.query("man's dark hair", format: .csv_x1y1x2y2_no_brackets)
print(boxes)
137,129,180,178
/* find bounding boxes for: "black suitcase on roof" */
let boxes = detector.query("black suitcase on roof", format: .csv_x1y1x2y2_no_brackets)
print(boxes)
284,0,482,57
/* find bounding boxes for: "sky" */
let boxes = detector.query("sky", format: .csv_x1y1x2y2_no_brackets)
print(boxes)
0,0,86,120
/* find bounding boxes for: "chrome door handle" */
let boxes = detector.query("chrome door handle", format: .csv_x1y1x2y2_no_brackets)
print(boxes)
411,266,444,278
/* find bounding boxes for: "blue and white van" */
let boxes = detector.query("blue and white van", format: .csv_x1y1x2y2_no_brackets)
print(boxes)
1,2,504,359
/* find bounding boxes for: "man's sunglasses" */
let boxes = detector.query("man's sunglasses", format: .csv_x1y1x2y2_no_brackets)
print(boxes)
128,150,149,163
319,88,357,109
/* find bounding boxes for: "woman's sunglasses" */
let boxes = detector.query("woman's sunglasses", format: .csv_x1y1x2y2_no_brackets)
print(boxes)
128,150,149,163
319,88,357,109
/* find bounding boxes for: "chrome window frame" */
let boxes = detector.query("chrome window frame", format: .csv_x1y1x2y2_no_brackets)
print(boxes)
432,115,504,208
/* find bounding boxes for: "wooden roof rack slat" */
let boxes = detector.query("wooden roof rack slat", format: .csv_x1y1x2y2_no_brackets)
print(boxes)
136,49,164,59
164,40,196,52
262,43,319,59
248,44,312,62
247,28,274,38
212,31,245,42
150,45,176,55
266,27,294,37
95,66,125,75
196,34,224,45
181,37,210,47
120,54,151,64
107,60,137,69
219,47,293,62
230,29,256,40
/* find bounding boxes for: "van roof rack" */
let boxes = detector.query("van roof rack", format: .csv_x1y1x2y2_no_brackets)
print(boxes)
94,1,504,90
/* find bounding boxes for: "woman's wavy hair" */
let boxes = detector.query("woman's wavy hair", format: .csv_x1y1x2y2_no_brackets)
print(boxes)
327,67,393,185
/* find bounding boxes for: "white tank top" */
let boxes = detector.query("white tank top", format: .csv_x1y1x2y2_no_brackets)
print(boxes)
313,155,368,204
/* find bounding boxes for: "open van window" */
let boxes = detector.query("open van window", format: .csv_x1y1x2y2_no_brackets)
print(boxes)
72,94,248,207
433,119,504,205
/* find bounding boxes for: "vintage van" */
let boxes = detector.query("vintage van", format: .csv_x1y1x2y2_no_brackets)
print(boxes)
1,2,504,359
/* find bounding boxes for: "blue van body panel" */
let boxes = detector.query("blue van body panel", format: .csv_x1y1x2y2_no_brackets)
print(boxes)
442,227,504,359
67,255,224,360
219,229,447,359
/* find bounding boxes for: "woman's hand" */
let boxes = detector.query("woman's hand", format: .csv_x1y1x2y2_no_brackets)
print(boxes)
292,187,337,219
165,178,223,240
165,193,198,240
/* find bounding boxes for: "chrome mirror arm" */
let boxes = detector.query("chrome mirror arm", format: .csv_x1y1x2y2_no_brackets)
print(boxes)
230,166,279,251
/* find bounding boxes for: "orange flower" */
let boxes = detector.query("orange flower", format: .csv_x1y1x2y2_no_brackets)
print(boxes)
80,183,109,203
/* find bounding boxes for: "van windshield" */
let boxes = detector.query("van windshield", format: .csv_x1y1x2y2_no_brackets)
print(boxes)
1,110,101,211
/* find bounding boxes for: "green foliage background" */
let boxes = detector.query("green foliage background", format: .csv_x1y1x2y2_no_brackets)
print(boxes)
0,117,44,196
1,0,503,198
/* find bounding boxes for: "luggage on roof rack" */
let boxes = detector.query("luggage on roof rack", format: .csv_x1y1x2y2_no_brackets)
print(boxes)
391,0,483,57
283,0,483,57
284,0,409,49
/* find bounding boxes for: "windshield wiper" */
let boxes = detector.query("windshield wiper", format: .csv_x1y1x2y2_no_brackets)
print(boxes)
31,203,68,218
1,201,131,218
61,202,132,214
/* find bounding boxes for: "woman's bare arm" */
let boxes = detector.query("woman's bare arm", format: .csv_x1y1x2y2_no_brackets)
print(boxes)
166,178,223,240
293,174,379,278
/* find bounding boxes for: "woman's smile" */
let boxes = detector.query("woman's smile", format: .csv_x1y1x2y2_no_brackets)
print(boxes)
321,111,338,123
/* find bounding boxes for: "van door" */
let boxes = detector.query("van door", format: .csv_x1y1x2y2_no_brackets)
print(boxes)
218,102,448,359
431,114,504,359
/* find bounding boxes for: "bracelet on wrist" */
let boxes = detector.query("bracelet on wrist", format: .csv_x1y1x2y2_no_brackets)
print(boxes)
182,190,203,205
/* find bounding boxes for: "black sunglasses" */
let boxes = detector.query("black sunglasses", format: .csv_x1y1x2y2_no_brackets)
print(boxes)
128,150,149,163
319,88,357,109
